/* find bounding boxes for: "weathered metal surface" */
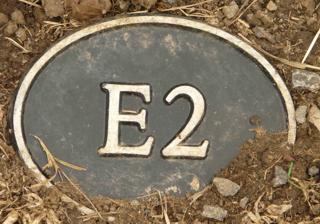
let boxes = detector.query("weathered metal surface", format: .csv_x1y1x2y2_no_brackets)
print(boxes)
12,16,295,198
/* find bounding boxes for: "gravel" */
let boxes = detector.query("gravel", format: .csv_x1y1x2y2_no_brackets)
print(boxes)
42,0,65,18
308,104,320,132
213,177,240,196
266,1,277,11
295,105,308,124
222,1,239,19
292,69,320,92
272,166,288,187
239,197,249,209
308,166,319,177
202,205,228,221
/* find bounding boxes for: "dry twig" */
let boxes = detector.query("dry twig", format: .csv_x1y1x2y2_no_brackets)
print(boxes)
18,0,41,8
228,0,258,26
302,27,320,63
4,37,31,53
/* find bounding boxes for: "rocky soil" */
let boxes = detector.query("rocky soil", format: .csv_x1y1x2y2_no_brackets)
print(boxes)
0,0,320,223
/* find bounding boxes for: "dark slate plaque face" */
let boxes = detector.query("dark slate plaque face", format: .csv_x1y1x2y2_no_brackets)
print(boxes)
12,16,296,198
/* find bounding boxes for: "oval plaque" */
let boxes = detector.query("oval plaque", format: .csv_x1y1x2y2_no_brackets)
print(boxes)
12,16,296,198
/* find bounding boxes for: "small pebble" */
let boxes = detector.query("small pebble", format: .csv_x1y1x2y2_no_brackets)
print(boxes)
202,205,228,221
213,177,240,197
266,1,277,11
308,104,320,132
42,0,65,18
272,166,288,187
119,0,130,10
295,105,308,124
239,197,249,209
107,216,116,222
292,69,320,92
0,12,9,26
130,199,140,206
222,1,239,19
4,21,18,36
11,9,26,25
308,166,319,177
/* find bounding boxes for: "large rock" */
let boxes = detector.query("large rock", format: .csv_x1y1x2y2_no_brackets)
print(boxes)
292,69,320,92
272,166,288,187
42,0,65,18
202,205,228,221
213,177,240,196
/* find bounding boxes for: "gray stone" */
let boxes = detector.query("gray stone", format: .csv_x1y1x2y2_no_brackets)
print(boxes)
295,105,308,124
0,12,9,26
239,197,249,209
272,166,288,187
222,1,239,19
308,166,319,177
213,177,240,196
11,9,26,25
202,205,228,221
4,21,18,36
42,0,65,18
266,1,277,11
292,69,320,92
308,104,320,131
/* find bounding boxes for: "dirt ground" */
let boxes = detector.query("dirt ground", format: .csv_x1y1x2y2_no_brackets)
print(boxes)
0,0,320,223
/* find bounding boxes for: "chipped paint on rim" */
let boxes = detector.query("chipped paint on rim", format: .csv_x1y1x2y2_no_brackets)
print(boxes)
12,15,296,213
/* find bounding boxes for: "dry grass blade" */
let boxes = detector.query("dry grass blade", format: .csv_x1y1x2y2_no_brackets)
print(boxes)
302,27,320,63
0,141,9,158
34,135,86,173
255,45,320,72
254,192,265,220
158,0,215,12
18,0,41,8
188,185,211,205
4,37,31,53
3,210,19,224
33,136,103,220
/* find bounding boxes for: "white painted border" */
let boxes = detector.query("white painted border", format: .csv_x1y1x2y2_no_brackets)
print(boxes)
12,15,296,213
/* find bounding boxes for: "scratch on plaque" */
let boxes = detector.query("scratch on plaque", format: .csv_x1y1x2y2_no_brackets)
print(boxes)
165,186,180,194
189,175,200,191
163,34,179,56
